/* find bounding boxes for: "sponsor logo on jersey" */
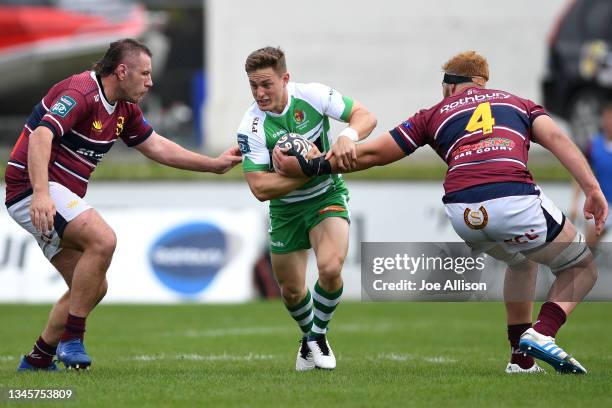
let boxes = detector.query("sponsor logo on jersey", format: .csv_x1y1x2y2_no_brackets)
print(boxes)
294,109,305,123
452,137,516,160
76,147,104,162
440,92,511,113
92,120,103,132
270,240,285,248
50,95,77,118
149,222,229,295
115,116,125,136
463,206,488,230
237,134,250,154
271,129,288,139
251,117,259,133
94,95,100,102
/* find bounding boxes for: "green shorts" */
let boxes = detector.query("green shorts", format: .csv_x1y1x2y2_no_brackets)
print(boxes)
269,189,350,254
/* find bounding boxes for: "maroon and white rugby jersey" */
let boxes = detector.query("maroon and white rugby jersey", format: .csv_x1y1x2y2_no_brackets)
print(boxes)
5,71,153,205
389,87,548,194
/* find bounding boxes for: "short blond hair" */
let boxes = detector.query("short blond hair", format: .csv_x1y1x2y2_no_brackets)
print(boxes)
442,51,489,82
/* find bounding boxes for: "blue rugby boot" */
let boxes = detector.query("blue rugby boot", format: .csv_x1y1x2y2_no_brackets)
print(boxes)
519,328,586,374
57,338,92,370
17,356,59,372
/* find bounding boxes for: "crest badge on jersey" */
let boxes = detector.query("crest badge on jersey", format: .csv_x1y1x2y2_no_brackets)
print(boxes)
294,109,305,123
50,95,77,118
92,120,103,133
115,116,125,136
463,206,488,230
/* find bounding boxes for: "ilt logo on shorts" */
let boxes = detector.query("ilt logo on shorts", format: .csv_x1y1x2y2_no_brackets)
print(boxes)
463,206,488,230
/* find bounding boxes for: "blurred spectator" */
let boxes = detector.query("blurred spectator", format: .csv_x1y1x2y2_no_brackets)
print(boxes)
570,101,612,248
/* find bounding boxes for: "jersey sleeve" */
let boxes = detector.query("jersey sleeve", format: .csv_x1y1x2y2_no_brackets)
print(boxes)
39,90,88,138
120,104,154,147
388,109,430,155
237,113,270,173
523,99,549,124
306,83,354,122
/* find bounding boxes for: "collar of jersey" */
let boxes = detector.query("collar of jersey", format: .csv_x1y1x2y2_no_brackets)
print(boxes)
90,71,117,115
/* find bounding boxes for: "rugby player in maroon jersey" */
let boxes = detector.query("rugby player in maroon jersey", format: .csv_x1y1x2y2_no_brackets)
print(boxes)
6,39,242,371
274,51,608,374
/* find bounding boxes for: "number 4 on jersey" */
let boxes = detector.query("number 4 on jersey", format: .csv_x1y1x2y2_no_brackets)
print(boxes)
466,102,495,134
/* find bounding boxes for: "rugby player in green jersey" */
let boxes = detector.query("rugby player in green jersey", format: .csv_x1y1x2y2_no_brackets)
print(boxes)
236,47,376,370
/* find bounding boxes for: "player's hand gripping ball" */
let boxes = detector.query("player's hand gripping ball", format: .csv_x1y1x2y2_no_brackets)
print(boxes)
275,133,312,157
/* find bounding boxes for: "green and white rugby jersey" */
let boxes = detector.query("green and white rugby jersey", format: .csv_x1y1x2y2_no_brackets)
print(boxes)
237,82,353,213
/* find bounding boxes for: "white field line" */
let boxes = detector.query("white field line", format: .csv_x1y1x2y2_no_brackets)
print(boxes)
179,322,395,338
377,353,416,362
0,356,16,362
423,356,458,364
127,353,276,362
376,353,457,364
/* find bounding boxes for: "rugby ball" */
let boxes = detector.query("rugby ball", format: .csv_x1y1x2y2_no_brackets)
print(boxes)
275,133,311,157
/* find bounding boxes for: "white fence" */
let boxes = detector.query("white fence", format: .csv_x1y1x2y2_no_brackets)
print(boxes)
2,181,585,303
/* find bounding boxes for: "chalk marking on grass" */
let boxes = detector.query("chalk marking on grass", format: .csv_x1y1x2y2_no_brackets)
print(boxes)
127,353,276,362
423,356,458,364
180,323,395,338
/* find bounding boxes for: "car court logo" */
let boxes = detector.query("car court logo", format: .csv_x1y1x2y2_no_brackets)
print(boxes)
148,222,228,295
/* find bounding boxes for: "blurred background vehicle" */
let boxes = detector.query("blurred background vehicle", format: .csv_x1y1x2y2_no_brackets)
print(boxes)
542,0,612,148
0,0,204,149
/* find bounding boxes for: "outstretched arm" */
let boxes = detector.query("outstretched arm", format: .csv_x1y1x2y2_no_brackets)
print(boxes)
135,132,242,174
273,131,405,177
326,100,378,171
532,115,608,234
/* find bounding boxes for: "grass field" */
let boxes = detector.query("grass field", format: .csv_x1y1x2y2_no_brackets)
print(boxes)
1,302,611,407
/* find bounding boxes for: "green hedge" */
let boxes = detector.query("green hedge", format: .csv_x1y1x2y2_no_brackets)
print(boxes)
0,161,572,182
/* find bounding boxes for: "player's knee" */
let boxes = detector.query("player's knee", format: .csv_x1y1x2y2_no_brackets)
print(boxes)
317,256,344,282
96,280,108,303
548,232,591,276
92,229,117,259
280,285,305,306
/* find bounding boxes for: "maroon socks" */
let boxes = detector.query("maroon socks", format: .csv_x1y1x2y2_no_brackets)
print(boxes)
25,336,57,368
507,323,535,369
60,313,87,341
533,302,567,338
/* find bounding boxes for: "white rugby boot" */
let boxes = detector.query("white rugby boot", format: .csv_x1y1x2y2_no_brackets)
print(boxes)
505,361,546,374
296,336,315,371
306,333,336,370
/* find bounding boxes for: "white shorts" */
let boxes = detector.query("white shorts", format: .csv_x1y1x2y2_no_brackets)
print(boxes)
6,182,92,260
444,183,565,264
